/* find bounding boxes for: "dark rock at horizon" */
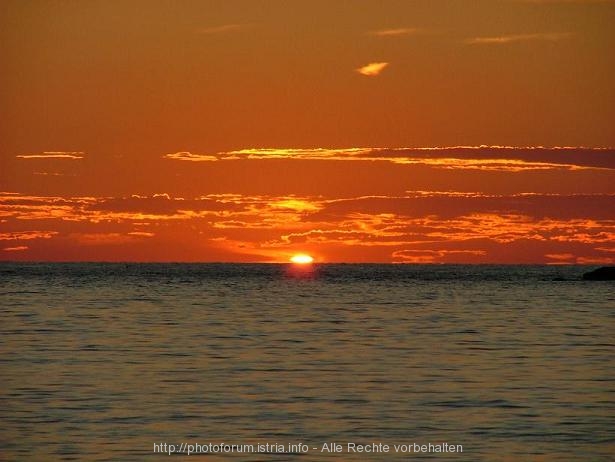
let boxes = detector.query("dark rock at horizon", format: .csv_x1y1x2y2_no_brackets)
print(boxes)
582,266,615,281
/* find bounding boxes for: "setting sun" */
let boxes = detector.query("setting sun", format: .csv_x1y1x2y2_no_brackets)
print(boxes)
290,254,314,264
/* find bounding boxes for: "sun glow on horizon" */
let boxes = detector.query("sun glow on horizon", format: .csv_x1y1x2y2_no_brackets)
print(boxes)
290,254,314,264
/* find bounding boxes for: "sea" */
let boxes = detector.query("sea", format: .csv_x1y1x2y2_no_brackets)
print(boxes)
1,263,613,461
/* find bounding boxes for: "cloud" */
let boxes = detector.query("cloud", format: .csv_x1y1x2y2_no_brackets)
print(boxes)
392,249,487,263
164,152,220,162
0,231,58,240
270,199,322,212
3,246,29,252
322,193,615,222
70,233,148,245
370,28,422,37
545,252,575,260
16,151,85,159
163,146,615,171
356,62,389,76
0,192,323,226
33,172,73,177
196,24,244,34
576,256,614,264
466,33,570,45
127,231,155,237
2,191,614,263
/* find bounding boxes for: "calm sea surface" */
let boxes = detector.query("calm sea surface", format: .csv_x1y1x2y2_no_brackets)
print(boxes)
1,264,614,461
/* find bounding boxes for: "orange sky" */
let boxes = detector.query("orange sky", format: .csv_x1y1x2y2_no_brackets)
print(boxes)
1,1,614,263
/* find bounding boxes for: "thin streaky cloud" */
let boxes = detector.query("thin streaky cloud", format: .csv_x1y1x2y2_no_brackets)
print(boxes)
127,231,155,238
466,32,570,45
33,172,74,176
545,253,575,260
356,62,389,76
0,231,58,240
392,249,487,263
3,246,29,252
577,256,614,264
16,151,85,160
163,146,615,171
196,24,244,35
3,192,614,263
370,28,422,37
165,152,220,162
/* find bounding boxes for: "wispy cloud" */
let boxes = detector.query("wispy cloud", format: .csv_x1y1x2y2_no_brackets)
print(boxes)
2,192,614,263
576,256,614,264
17,152,85,160
392,249,487,263
466,32,570,45
164,152,220,162
0,193,322,225
32,172,72,176
3,246,28,252
127,231,155,238
545,253,575,261
370,28,422,37
16,151,85,160
356,62,389,76
270,199,321,212
70,233,150,245
163,146,615,171
0,231,59,241
196,24,244,35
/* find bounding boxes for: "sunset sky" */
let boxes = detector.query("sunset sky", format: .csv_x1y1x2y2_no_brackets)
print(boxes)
1,0,614,263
